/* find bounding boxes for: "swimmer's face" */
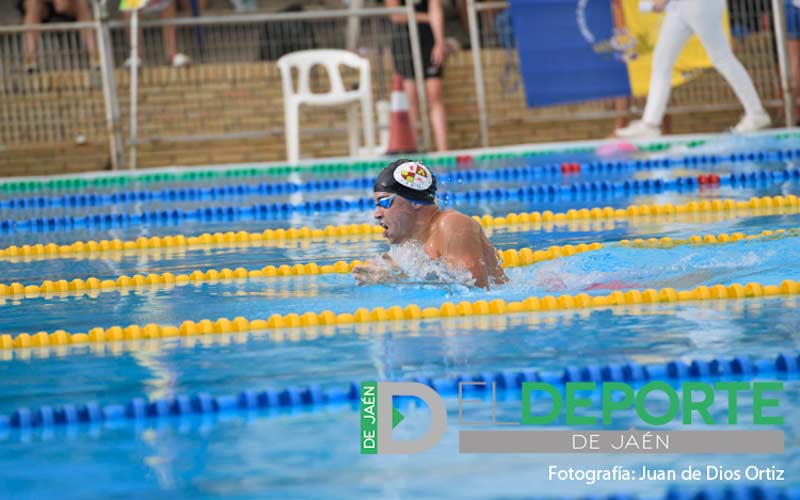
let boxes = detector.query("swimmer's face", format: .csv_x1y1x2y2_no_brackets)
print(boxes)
373,191,417,244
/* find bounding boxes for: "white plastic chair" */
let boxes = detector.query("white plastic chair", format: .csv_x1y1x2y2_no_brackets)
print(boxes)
277,49,375,163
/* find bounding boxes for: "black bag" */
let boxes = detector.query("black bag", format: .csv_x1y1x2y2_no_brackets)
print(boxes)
258,4,317,61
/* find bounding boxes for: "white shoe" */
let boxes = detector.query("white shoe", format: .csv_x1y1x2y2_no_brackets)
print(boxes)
614,119,661,139
731,112,771,133
123,56,142,68
171,53,191,68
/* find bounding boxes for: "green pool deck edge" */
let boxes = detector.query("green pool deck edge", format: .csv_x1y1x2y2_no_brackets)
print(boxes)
2,128,799,193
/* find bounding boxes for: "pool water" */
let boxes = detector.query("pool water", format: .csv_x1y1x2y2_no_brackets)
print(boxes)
0,132,799,499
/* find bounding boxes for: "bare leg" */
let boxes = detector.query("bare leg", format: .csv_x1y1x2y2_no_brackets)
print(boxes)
425,77,448,151
789,40,800,121
54,0,98,64
179,0,207,11
613,96,629,130
23,0,45,68
160,2,178,62
403,79,421,138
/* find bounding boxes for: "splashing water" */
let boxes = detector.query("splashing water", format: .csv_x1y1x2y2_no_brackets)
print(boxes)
376,241,478,288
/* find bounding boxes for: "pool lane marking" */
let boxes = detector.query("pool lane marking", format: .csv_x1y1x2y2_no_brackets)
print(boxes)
1,296,796,361
0,166,796,236
0,194,798,262
0,243,604,301
1,352,797,431
1,226,798,302
2,279,798,351
4,131,796,193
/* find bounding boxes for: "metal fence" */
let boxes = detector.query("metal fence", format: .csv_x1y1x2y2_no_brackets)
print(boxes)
0,0,795,168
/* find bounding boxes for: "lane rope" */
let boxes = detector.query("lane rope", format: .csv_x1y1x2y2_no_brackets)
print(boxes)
1,131,798,193
1,195,798,260
3,226,796,299
1,352,797,429
0,243,603,300
1,167,797,234
1,150,798,212
2,279,798,351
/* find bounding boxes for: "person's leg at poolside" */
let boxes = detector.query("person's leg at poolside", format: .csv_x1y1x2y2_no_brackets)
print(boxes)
178,0,206,12
682,0,766,118
160,1,179,63
53,0,98,65
23,0,46,70
789,39,800,120
641,4,694,126
402,79,421,139
425,77,448,151
787,2,800,121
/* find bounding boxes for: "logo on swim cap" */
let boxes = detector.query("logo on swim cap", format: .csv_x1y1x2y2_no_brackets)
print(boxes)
393,161,433,191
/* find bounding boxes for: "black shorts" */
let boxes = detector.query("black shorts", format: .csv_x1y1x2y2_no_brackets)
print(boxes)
390,22,443,80
16,0,75,23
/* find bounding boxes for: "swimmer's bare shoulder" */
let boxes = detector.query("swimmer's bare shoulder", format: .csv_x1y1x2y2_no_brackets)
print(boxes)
431,210,507,288
431,210,483,244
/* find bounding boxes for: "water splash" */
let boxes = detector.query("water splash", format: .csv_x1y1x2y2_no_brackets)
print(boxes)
373,241,478,288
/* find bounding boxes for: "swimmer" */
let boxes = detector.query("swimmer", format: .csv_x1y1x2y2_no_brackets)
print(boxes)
352,159,508,289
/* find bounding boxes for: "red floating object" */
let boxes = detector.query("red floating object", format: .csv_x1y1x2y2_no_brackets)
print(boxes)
457,155,473,166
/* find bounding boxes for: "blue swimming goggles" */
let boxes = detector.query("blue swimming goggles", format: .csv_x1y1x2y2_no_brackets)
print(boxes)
375,193,399,209
375,193,434,209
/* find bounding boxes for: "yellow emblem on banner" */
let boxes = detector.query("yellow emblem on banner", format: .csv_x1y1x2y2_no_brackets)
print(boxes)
620,0,731,97
119,0,149,11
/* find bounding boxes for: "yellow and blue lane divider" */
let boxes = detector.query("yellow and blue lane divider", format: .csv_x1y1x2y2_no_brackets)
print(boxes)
1,166,797,235
1,195,798,260
2,279,798,350
0,243,602,301
1,351,797,429
1,146,798,212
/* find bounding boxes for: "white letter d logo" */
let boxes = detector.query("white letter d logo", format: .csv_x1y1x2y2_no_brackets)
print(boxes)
377,382,447,454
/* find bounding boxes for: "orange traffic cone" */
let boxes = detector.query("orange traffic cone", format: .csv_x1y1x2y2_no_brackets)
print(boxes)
386,74,417,154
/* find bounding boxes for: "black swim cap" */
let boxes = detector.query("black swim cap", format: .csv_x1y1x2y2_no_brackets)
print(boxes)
373,159,437,204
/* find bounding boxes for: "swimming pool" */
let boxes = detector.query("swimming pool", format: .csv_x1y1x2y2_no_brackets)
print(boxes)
0,131,798,499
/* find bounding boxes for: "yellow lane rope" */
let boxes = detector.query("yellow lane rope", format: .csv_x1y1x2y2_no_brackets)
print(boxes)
3,280,798,351
0,243,603,300
3,224,797,301
2,296,794,361
619,228,797,248
1,195,797,260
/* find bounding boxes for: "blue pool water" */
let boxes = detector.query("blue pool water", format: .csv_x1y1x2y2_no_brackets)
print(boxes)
1,132,799,499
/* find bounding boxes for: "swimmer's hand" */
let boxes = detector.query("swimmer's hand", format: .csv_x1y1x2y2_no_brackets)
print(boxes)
353,257,407,286
353,262,391,286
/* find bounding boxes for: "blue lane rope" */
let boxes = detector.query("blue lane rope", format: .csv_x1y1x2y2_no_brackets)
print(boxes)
2,352,797,430
0,147,798,213
0,167,797,235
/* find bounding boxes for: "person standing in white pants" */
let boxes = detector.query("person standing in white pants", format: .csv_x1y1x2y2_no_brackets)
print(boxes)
616,0,771,139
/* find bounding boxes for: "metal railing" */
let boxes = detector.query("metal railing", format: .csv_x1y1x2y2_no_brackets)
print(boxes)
0,0,796,169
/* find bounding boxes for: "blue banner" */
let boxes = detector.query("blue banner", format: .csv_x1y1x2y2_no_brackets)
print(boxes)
509,0,631,107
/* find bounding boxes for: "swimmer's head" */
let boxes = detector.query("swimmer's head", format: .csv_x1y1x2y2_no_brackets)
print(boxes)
373,159,437,205
373,160,438,244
